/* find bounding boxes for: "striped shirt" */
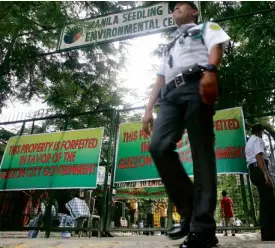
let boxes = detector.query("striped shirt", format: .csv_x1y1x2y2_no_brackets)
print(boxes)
157,22,230,84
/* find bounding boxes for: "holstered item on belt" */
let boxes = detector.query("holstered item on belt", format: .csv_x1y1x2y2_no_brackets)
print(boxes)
160,64,205,99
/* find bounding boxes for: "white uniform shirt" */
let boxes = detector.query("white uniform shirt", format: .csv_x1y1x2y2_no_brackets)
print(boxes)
157,22,230,84
245,135,269,165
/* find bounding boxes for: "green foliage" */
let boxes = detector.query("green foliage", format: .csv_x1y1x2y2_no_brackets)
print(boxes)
0,1,128,115
200,2,275,119
0,128,15,158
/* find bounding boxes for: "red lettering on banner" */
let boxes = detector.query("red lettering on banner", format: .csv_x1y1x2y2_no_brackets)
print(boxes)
139,130,149,140
88,138,98,148
9,145,21,155
123,131,138,142
26,167,42,177
214,119,240,131
141,141,150,153
177,140,183,149
179,150,192,163
53,141,60,151
215,146,245,159
19,153,63,165
64,152,76,162
43,164,97,176
52,152,63,163
20,142,54,153
0,164,97,180
118,155,152,169
61,139,98,150
0,166,43,179
19,155,26,165
10,139,98,156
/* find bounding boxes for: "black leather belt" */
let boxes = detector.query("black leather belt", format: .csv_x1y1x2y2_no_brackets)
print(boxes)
248,159,269,170
162,65,205,97
248,163,258,170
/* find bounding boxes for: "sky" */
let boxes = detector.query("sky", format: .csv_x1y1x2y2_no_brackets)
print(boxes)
118,33,163,108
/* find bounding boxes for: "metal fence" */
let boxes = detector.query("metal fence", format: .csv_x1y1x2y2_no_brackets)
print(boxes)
0,107,270,238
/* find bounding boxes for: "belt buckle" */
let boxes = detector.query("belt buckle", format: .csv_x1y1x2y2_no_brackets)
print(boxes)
174,73,185,87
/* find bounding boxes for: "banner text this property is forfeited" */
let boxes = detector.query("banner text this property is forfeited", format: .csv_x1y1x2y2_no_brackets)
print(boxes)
0,128,104,190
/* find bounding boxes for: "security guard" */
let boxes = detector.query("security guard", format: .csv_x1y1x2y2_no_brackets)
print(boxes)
245,124,275,241
142,2,230,247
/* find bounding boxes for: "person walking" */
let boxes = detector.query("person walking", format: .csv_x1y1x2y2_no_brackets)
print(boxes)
142,1,230,247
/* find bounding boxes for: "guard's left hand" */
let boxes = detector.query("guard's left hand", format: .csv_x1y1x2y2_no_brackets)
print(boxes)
200,71,219,104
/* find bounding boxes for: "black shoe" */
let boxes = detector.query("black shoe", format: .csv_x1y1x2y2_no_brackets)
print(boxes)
168,219,190,240
103,232,114,237
106,232,114,237
211,235,219,246
261,230,275,241
261,235,275,241
180,233,219,248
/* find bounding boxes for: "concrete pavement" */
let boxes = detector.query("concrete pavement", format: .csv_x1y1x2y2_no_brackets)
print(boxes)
0,232,274,248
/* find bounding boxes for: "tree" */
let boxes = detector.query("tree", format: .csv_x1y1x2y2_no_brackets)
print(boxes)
200,2,275,119
0,128,15,159
0,1,129,114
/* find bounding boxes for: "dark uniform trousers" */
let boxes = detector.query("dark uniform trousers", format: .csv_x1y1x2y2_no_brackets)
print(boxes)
249,162,275,239
149,81,217,234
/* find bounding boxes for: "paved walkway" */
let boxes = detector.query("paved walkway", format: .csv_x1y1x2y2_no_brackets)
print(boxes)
0,233,274,248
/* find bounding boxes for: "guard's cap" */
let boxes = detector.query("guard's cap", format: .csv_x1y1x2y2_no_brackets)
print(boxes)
168,1,198,12
251,124,264,133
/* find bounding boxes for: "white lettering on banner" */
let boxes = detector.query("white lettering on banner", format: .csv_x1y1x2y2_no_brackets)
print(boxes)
58,3,175,50
115,180,163,188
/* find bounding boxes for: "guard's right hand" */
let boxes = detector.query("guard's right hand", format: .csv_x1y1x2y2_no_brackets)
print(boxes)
264,173,273,187
200,71,219,104
142,110,154,136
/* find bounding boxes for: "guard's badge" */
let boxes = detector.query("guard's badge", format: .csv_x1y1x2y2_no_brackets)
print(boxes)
209,24,221,31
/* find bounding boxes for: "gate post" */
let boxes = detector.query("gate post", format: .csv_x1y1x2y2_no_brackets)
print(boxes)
246,174,257,225
240,174,249,227
63,115,69,131
30,120,35,134
104,111,119,232
100,110,118,233
19,121,26,135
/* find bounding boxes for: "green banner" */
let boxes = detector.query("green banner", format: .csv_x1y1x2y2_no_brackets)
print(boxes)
0,128,104,190
115,107,247,183
115,187,168,199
